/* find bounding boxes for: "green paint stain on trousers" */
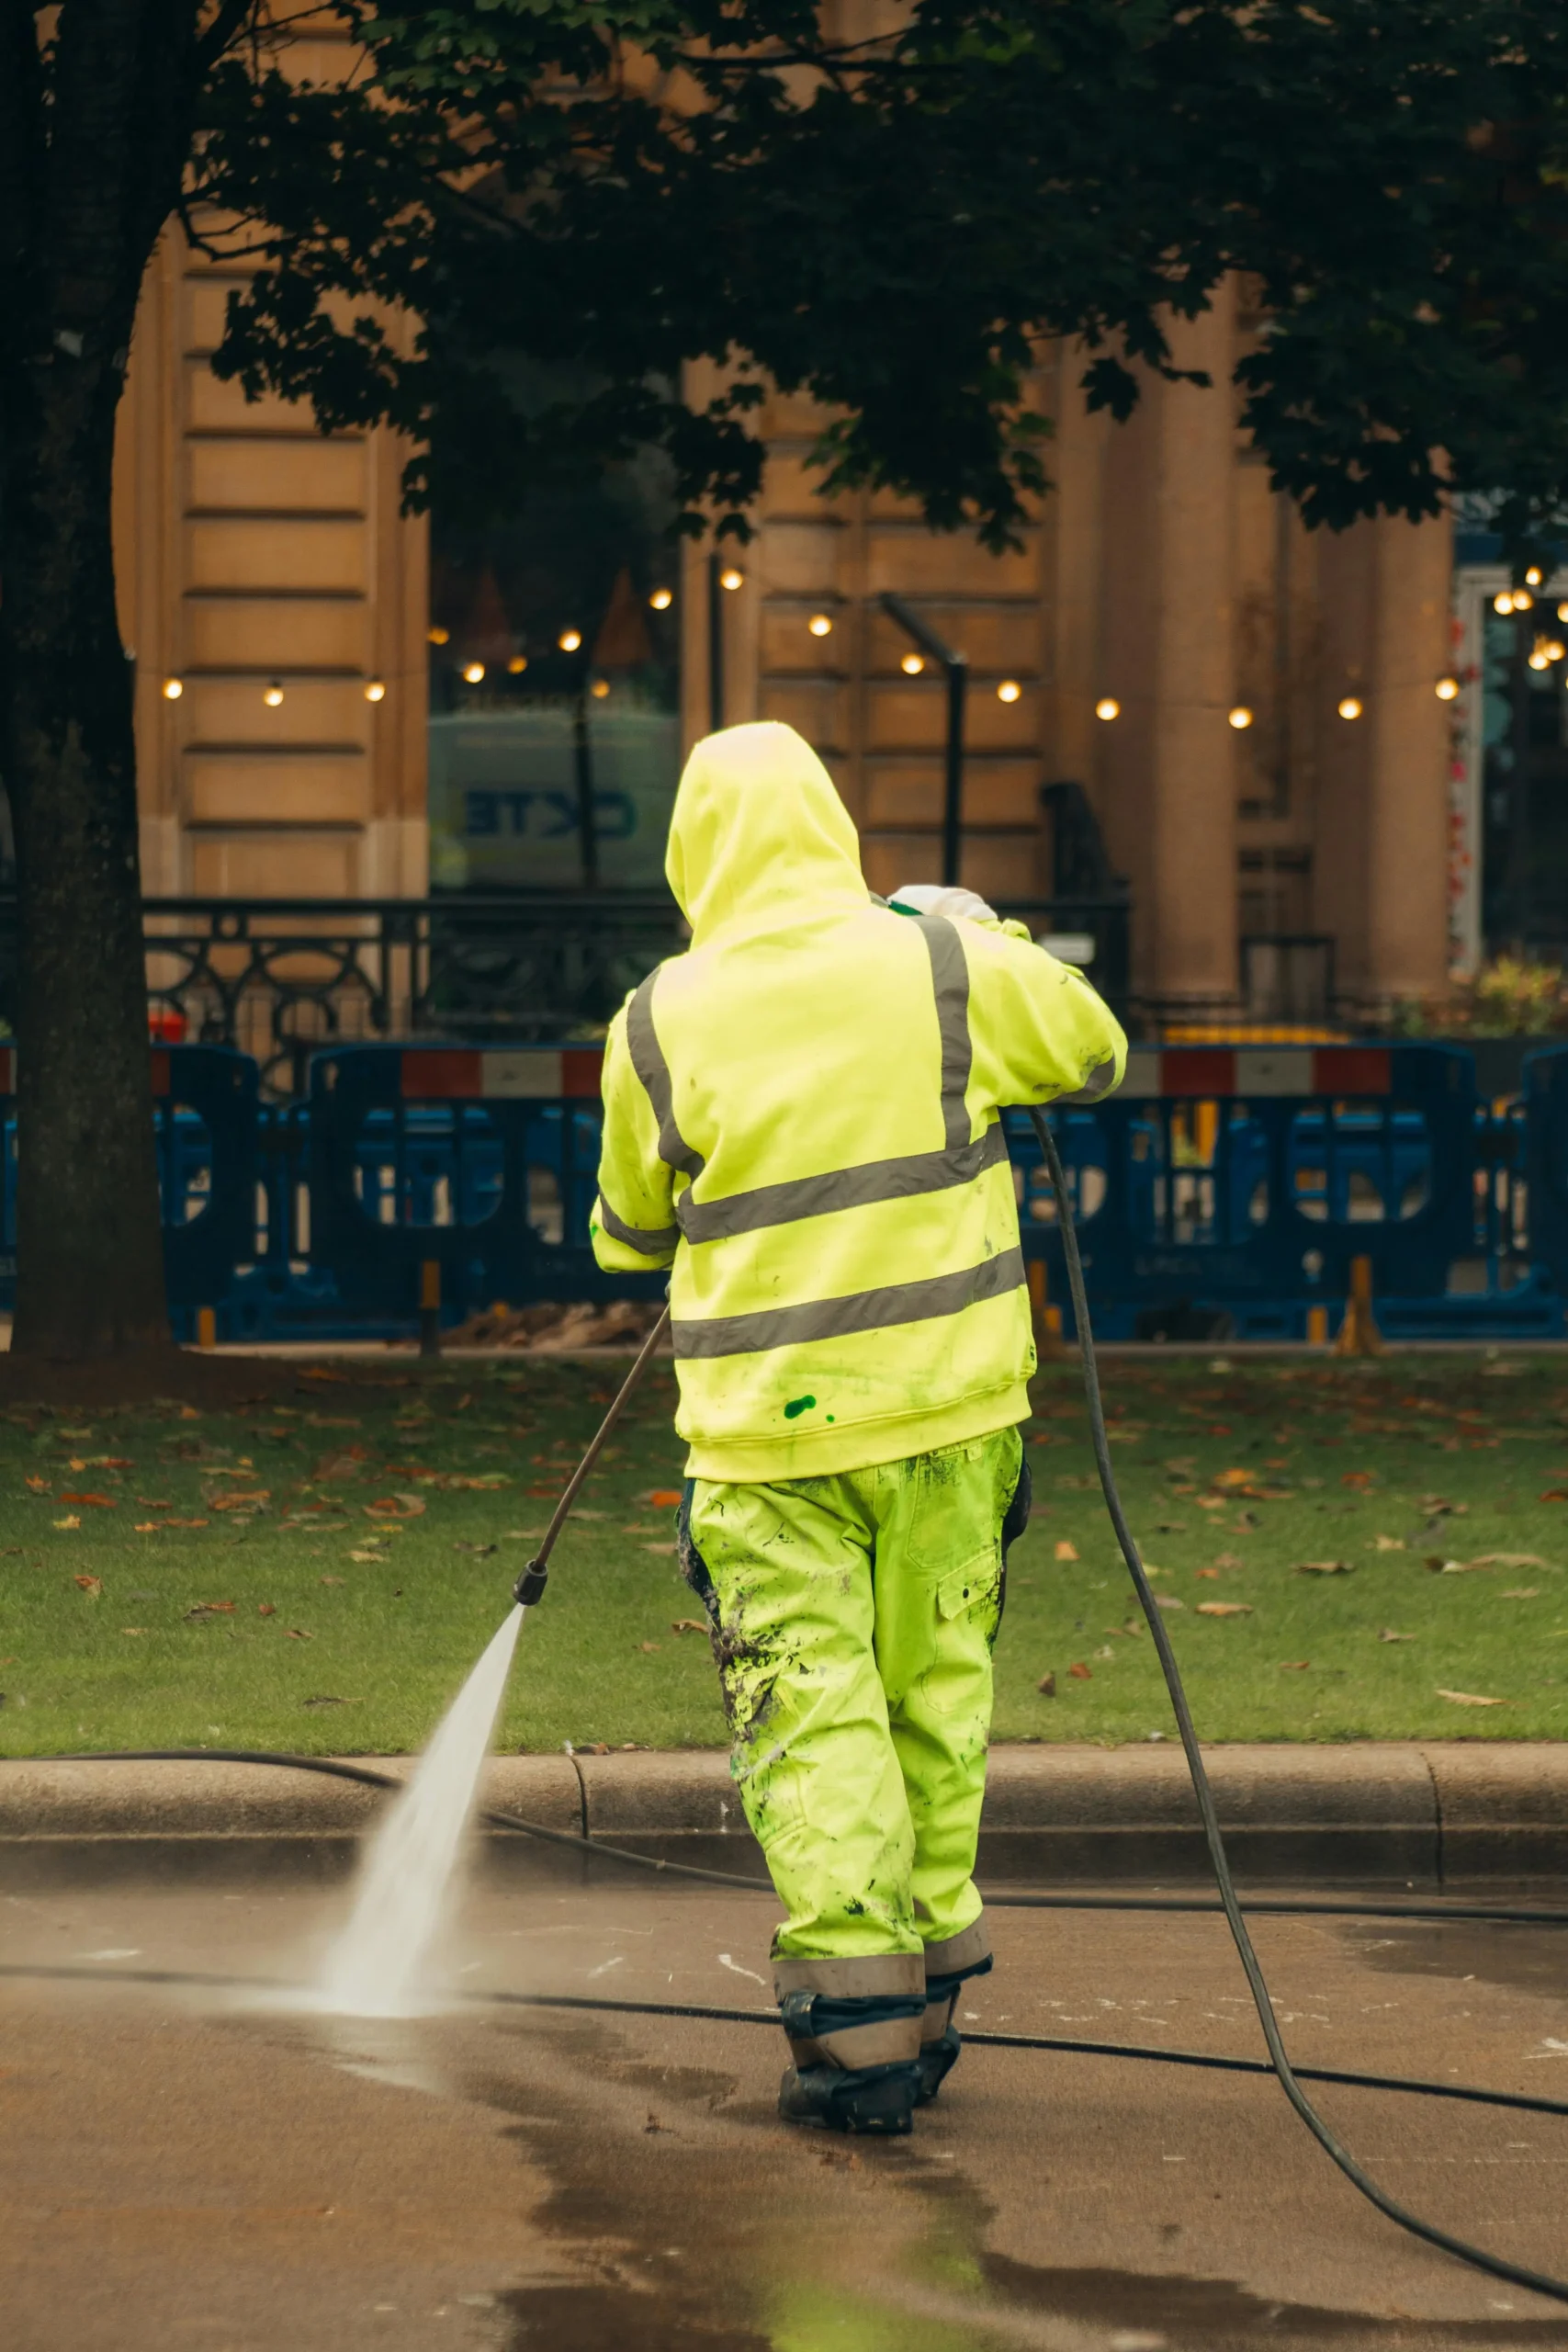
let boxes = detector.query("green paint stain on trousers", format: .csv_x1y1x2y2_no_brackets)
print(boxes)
684,1425,1023,1961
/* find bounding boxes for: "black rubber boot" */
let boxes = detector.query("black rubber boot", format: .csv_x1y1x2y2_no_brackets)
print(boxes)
777,2060,920,2136
915,2022,962,2106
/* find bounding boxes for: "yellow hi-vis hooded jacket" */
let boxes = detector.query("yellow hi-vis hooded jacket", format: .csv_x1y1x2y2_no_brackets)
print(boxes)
591,721,1127,1482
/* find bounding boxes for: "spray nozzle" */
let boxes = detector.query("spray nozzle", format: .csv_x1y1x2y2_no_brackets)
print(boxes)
513,1556,548,1610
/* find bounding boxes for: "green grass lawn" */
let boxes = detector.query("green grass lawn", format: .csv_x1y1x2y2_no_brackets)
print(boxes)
3,1351,1568,1755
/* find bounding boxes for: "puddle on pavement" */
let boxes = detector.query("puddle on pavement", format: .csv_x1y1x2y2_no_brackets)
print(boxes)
454,2014,1568,2352
1340,1919,1568,1999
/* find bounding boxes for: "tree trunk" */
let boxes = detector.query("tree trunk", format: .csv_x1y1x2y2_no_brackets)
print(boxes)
2,393,170,1357
0,0,203,1358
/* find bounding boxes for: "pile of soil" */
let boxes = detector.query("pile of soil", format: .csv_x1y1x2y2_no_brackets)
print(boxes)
440,1298,666,1351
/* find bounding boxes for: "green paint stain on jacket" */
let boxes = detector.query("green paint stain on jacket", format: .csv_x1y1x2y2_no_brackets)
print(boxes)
784,1395,817,1420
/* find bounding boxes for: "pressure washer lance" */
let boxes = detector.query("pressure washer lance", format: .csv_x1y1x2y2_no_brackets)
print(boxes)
512,1304,672,1611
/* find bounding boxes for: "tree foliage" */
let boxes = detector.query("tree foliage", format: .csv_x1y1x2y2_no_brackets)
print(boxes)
158,0,1568,561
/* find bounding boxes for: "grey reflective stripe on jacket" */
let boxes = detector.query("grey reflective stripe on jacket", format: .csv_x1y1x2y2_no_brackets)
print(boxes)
596,1193,680,1258
671,1247,1026,1360
626,972,705,1178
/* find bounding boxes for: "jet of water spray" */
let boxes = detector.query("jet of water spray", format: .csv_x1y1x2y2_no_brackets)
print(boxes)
317,1604,525,2016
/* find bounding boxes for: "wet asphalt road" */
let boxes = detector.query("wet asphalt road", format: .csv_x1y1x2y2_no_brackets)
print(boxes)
4,1869,1568,2351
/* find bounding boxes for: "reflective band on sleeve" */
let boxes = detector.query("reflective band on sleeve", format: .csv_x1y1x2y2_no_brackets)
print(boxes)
914,916,974,1150
596,1194,680,1258
1058,1053,1119,1105
671,1246,1026,1359
626,973,705,1179
675,1121,1009,1245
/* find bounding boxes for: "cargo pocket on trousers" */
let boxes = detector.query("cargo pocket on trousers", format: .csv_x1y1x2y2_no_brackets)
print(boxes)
937,1551,1003,1642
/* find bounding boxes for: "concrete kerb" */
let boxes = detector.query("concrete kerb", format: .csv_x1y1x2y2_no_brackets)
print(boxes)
3,1744,1568,1891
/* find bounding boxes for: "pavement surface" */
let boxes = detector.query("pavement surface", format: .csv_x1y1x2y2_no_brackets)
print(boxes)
4,1871,1568,2350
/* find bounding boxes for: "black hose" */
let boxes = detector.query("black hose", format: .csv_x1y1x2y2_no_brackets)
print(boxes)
1031,1105,1568,2306
6,1956,1568,2134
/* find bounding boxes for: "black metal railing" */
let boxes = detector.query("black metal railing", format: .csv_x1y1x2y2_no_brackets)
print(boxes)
0,886,1131,1098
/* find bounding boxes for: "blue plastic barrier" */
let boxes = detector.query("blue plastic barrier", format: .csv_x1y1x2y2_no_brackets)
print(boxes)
0,1045,257,1321
1006,1043,1493,1340
299,1042,664,1329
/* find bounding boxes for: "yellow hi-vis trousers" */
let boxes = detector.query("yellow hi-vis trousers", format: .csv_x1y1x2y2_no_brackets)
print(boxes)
678,1426,1028,1963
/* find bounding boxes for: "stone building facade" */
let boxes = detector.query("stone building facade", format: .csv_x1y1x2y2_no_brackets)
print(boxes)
113,229,1454,1028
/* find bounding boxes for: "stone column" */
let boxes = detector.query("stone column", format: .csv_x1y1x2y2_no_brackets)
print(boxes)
1099,279,1239,1021
1315,513,1452,1017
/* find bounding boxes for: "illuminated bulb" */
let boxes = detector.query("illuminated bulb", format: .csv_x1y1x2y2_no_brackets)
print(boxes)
1558,603,1568,623
1550,642,1566,662
1528,567,1543,586
263,681,285,707
590,677,610,699
1495,592,1515,615
1516,589,1535,610
900,652,925,675
1095,696,1120,722
808,613,833,638
719,565,744,593
649,587,673,612
1338,695,1363,719
1529,650,1551,671
427,626,450,646
507,654,527,674
558,628,581,652
1434,675,1459,701
997,678,1022,704
461,661,485,684
1227,705,1253,729
161,676,183,700
365,680,386,703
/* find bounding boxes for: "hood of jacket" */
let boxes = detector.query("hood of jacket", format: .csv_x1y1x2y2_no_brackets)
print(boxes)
665,721,868,944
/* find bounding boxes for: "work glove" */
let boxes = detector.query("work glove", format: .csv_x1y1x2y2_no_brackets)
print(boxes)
888,882,998,924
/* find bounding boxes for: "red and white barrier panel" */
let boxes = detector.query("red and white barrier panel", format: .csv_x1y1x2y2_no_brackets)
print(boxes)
1122,1046,1392,1099
400,1047,604,1101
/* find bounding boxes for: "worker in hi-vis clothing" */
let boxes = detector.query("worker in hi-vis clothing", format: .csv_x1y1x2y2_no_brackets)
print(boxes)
591,720,1127,2136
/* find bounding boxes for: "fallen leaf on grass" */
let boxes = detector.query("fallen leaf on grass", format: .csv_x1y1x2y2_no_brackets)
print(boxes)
347,1550,385,1565
1037,1671,1057,1696
363,1495,426,1520
257,1603,276,1617
649,1488,683,1509
1341,1471,1376,1490
120,1628,146,1637
671,1619,707,1634
637,1641,661,1654
1195,1497,1228,1512
1379,1628,1416,1642
1213,1468,1254,1489
299,1367,350,1384
209,1490,269,1513
1154,1594,1186,1611
451,1541,498,1558
1280,1660,1311,1671
184,1601,235,1620
1542,1491,1568,1504
136,1498,171,1509
1502,1588,1541,1600
302,1695,359,1709
1470,1553,1553,1570
1195,1567,1220,1580
1295,1560,1354,1576
73,1575,102,1597
1067,1661,1092,1680
1212,1552,1247,1570
24,1476,47,1493
1054,1539,1078,1562
163,1519,209,1530
132,1523,163,1534
51,1516,79,1530
642,1541,672,1555
320,1575,344,1587
1374,1536,1405,1552
284,1628,313,1640
1197,1601,1253,1618
1437,1688,1509,1708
